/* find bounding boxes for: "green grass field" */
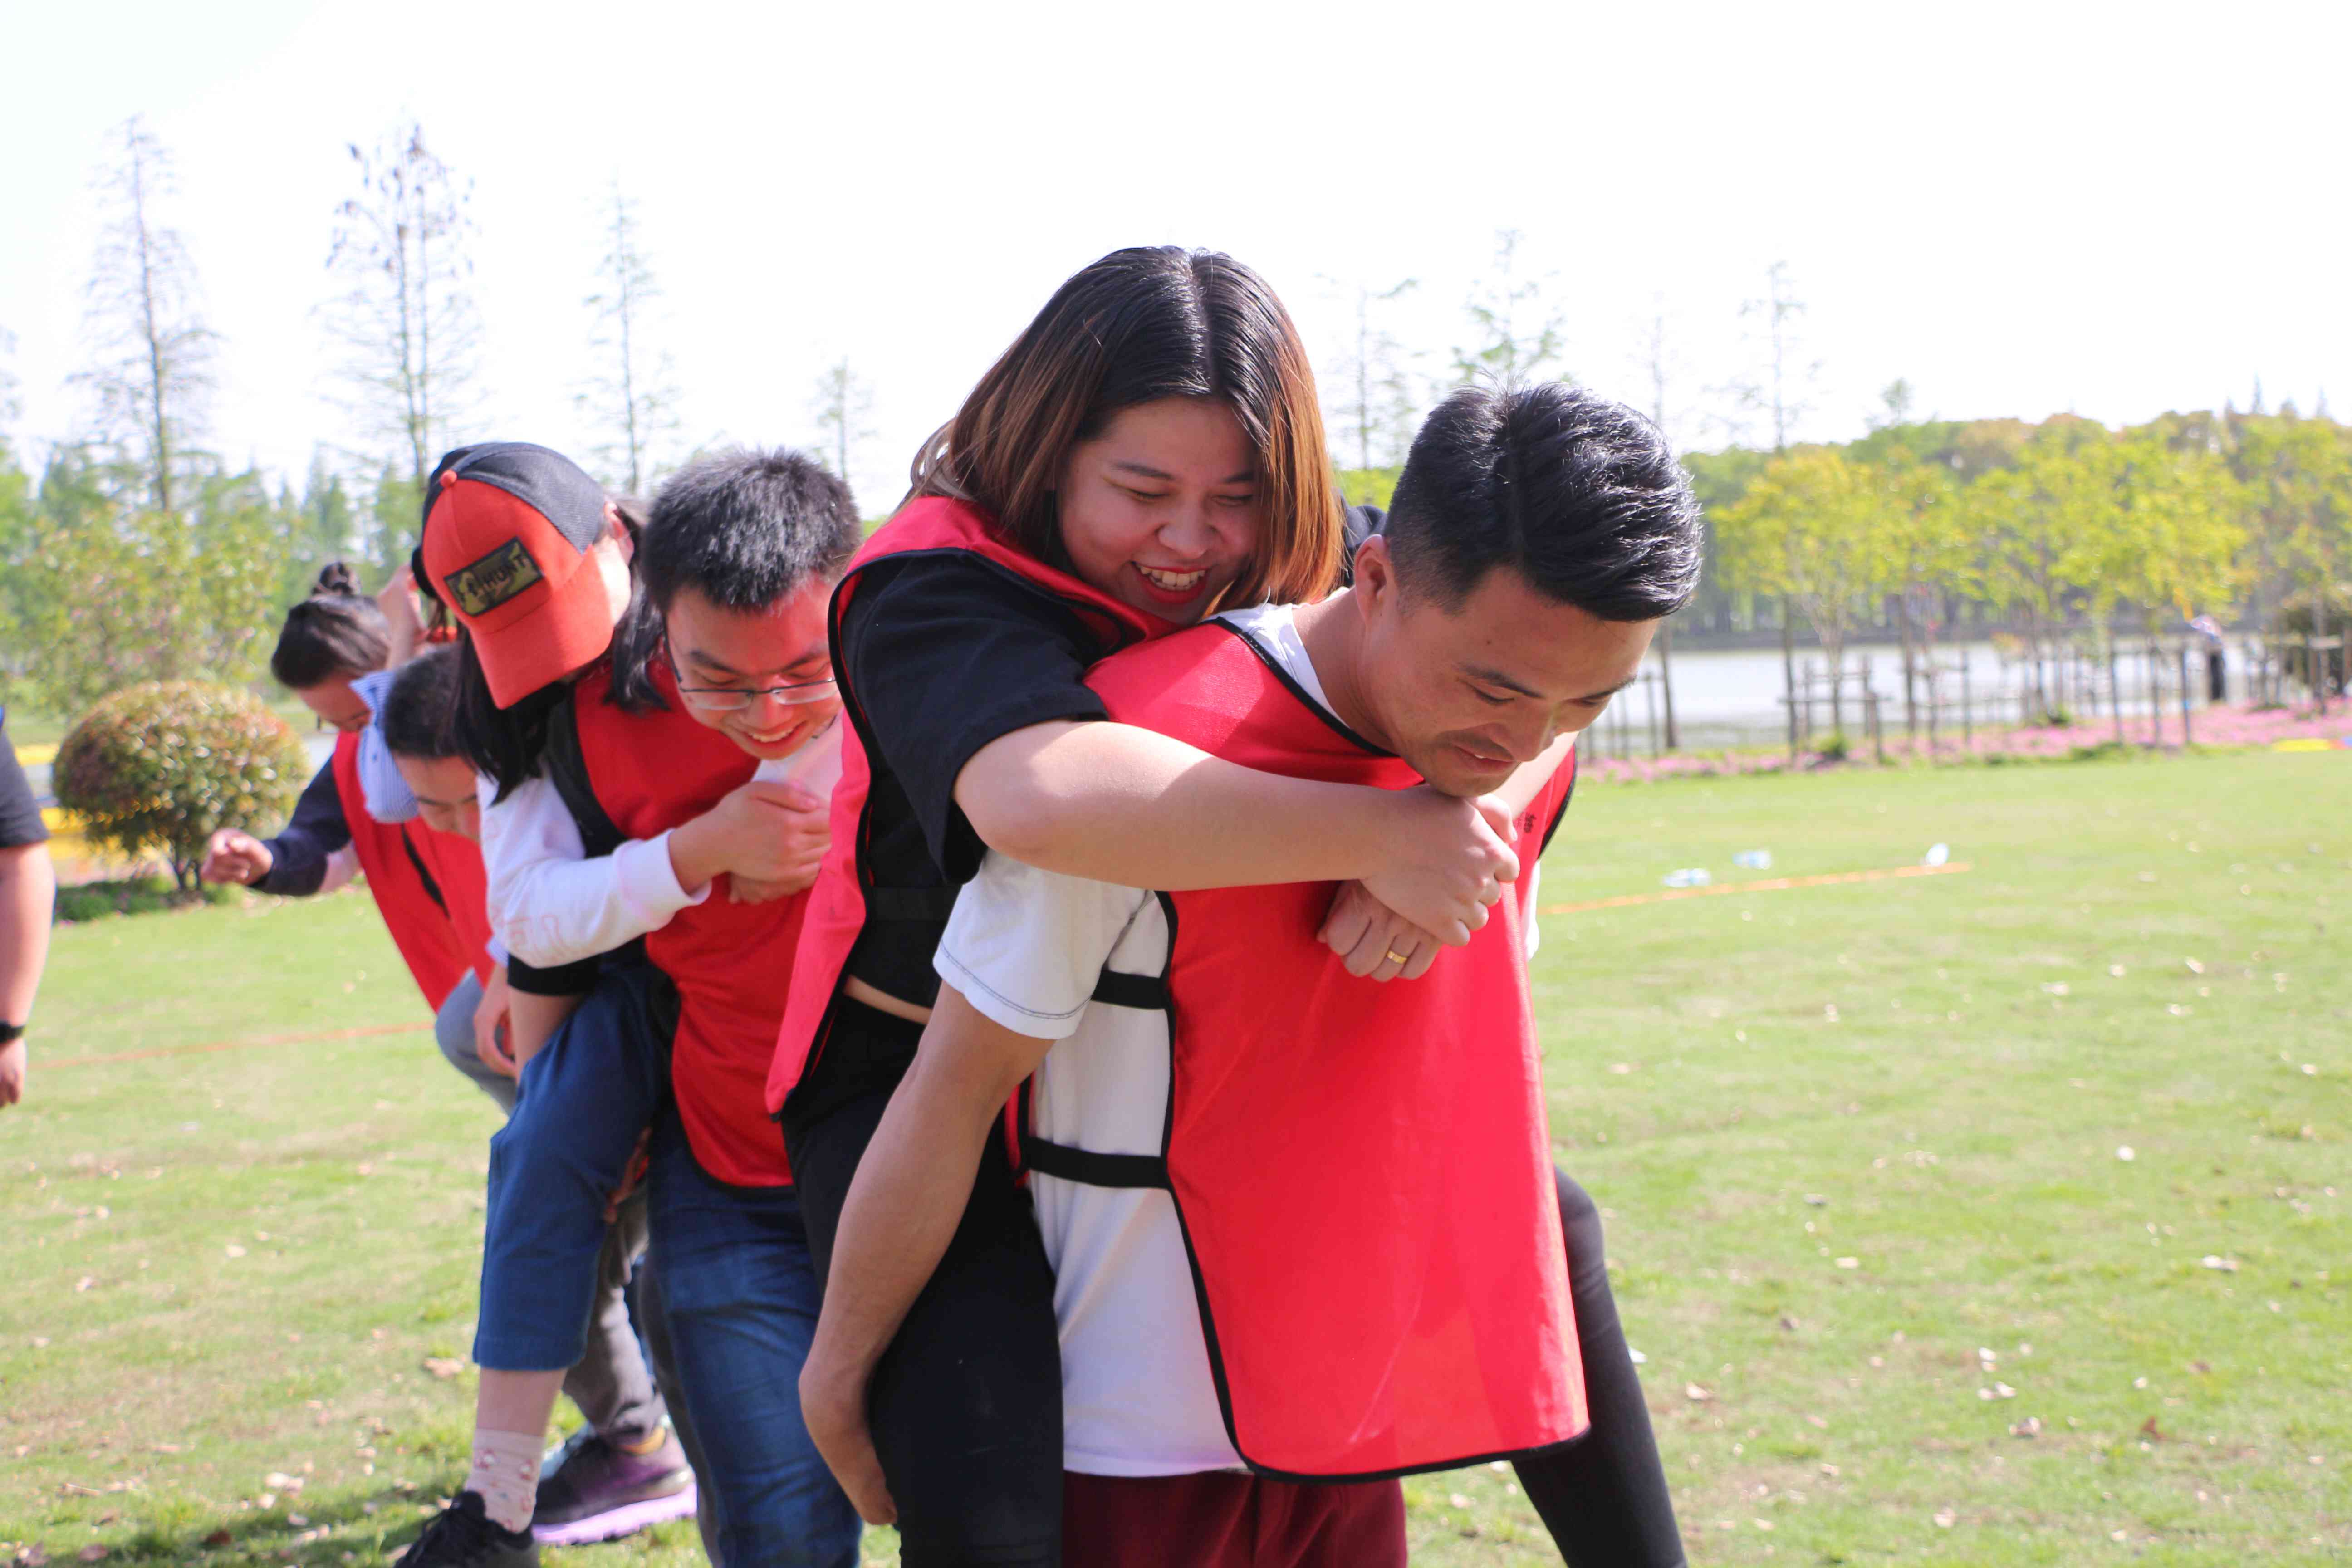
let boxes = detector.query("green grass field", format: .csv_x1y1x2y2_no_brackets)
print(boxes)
4,749,2346,1566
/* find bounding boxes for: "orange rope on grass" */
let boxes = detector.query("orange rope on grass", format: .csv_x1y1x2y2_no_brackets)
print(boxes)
45,1021,433,1069
1539,859,1973,916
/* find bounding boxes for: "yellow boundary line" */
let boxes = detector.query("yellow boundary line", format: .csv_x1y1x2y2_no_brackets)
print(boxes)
1539,859,1973,916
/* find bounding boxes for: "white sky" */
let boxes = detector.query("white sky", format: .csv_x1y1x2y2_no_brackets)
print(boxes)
3,0,2345,514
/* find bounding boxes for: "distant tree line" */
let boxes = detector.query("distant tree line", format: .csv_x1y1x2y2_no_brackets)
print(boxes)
4,125,2342,725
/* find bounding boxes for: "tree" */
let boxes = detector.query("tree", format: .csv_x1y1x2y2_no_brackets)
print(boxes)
1733,260,1817,452
1868,455,1967,739
1323,277,1422,473
2231,411,2352,699
11,451,286,714
72,117,217,514
1451,230,1567,386
278,449,358,606
810,358,876,490
1961,421,2117,723
1716,446,1887,734
1634,300,1692,744
578,185,678,495
326,122,481,501
1868,379,1917,432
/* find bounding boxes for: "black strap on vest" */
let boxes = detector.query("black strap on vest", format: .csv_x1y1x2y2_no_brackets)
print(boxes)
397,824,449,915
1088,969,1169,1010
862,885,960,923
514,687,642,992
543,690,629,861
1015,964,1173,1190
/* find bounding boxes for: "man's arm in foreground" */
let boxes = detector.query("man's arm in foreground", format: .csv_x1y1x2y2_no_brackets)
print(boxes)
798,984,1053,1525
0,839,54,1107
1317,730,1575,979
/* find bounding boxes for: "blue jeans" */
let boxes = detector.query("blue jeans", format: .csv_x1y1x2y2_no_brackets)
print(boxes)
473,961,674,1373
646,1106,860,1568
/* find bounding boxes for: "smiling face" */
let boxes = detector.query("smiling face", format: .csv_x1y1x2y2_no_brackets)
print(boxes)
1054,397,1263,625
293,674,373,733
1351,539,1657,798
662,581,840,760
394,753,482,840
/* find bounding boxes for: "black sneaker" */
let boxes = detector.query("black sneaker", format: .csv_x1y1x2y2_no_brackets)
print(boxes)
531,1425,696,1545
392,1491,539,1567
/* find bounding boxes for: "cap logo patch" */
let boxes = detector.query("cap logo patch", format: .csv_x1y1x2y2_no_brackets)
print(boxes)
443,538,545,618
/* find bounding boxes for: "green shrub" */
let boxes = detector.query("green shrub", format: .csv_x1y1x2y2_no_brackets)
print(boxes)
51,681,308,894
54,876,241,923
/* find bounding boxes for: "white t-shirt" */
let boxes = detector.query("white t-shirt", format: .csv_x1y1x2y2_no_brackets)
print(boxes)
479,718,841,969
939,603,1546,1476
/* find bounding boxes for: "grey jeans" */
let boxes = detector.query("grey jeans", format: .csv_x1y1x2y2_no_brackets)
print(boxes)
434,972,668,1447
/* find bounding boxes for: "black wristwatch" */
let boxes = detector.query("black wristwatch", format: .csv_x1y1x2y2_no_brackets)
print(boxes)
0,1022,22,1045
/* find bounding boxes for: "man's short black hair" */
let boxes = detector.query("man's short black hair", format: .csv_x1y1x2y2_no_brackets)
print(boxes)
610,448,862,710
380,644,462,760
1382,382,1701,620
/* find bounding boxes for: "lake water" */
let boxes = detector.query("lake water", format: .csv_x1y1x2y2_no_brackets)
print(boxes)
1594,636,2263,753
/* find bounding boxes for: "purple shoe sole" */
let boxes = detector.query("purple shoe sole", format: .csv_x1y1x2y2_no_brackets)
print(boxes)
531,1479,697,1546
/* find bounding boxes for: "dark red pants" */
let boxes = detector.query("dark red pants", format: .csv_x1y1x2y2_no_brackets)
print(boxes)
1063,1470,1406,1568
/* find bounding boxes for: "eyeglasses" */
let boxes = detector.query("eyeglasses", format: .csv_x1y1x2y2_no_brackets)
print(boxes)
662,644,839,711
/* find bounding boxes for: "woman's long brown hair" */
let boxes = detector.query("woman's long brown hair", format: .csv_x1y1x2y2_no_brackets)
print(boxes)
908,246,1340,608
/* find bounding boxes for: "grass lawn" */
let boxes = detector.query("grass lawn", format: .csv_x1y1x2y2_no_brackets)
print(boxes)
3,749,2346,1566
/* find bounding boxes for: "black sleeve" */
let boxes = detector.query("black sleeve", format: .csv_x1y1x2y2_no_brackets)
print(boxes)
840,554,1112,885
0,713,47,849
253,759,354,897
507,952,601,997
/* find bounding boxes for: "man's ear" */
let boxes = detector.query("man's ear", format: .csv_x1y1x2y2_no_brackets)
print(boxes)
1354,535,1396,614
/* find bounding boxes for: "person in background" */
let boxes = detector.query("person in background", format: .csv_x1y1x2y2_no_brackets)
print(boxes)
0,704,55,1107
202,564,694,1552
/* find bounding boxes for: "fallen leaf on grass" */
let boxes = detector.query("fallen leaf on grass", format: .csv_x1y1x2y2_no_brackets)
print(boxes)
2190,1360,2210,1374
1835,1256,1859,1269
223,1245,245,1259
1933,1508,1957,1529
2141,1416,2169,1441
2041,982,2070,997
2116,1146,2136,1161
75,1550,107,1564
1685,1383,1715,1402
74,1278,93,1293
2200,1256,2239,1272
2184,957,2205,975
2010,1417,2043,1438
14,1545,49,1567
201,1529,231,1547
421,1357,465,1380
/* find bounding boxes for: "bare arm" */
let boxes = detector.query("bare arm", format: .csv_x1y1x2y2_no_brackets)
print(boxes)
799,985,1052,1524
0,841,54,1107
956,721,1517,944
507,989,582,1070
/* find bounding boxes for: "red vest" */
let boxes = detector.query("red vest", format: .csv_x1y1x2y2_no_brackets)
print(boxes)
1030,623,1588,1479
564,662,805,1187
766,497,1167,1115
329,732,494,1011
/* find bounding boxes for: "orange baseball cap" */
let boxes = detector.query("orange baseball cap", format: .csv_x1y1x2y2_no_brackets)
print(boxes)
419,443,620,708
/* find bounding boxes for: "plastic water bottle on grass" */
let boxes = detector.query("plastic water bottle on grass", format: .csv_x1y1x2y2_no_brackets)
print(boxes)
1732,849,1773,870
1661,867,1712,888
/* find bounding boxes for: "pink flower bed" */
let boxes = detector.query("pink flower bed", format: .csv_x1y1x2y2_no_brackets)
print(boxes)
1580,702,2352,784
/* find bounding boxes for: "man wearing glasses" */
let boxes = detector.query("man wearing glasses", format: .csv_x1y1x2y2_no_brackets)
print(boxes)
406,444,867,1568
